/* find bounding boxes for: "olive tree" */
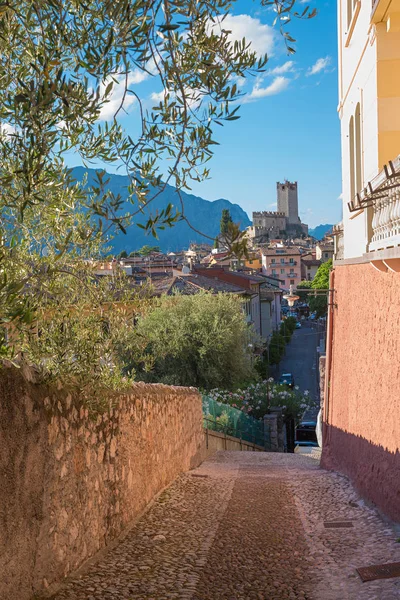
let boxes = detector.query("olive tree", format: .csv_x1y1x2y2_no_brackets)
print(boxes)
0,0,315,376
127,291,257,389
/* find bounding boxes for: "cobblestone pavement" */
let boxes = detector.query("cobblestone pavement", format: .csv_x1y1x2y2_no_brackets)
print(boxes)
50,452,400,600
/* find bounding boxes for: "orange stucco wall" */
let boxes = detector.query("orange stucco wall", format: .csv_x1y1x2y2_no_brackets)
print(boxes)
322,262,400,522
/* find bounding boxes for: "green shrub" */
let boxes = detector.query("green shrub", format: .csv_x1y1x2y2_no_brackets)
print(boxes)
269,331,286,365
129,291,258,390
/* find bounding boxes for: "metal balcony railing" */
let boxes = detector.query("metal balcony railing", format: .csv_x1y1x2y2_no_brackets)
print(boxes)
369,187,400,252
346,157,400,254
332,223,344,261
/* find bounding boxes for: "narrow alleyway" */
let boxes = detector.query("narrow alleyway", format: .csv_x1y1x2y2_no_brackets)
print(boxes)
50,452,400,600
278,322,322,402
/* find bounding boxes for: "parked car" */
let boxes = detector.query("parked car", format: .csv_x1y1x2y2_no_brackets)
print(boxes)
295,322,302,329
295,409,319,446
279,373,294,388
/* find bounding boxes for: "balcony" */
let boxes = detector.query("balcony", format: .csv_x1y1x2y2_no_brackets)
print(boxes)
369,190,400,252
347,157,400,258
332,223,344,261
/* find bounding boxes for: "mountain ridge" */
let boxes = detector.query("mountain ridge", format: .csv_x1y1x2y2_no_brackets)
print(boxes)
72,167,251,253
309,224,333,240
72,167,331,251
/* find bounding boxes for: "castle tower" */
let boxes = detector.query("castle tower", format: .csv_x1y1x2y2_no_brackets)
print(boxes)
277,181,299,225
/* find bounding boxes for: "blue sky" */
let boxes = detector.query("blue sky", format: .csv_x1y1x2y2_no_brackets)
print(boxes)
70,1,342,228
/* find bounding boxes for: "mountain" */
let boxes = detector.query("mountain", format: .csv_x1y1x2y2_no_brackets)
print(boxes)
309,224,333,240
72,167,251,253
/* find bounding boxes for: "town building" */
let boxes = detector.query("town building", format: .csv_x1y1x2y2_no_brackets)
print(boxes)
243,251,262,272
315,242,334,263
300,258,321,281
321,0,400,522
261,247,302,291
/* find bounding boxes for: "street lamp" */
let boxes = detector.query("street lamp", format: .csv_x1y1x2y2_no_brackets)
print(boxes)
283,284,299,308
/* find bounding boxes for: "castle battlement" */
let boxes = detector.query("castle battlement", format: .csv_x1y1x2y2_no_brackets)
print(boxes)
277,180,297,188
253,211,286,217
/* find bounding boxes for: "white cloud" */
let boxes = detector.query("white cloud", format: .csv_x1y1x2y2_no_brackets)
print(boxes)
211,14,275,57
150,90,169,103
129,69,150,85
150,86,203,109
307,56,331,76
98,69,150,121
0,122,15,136
246,76,290,101
231,74,247,88
268,61,296,75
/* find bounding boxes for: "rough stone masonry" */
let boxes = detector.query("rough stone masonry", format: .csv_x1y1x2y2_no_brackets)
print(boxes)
0,367,204,600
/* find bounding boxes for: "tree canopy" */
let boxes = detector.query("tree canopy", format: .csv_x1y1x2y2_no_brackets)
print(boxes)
220,209,233,236
297,259,332,316
0,0,316,380
137,245,160,256
127,292,256,390
312,259,332,289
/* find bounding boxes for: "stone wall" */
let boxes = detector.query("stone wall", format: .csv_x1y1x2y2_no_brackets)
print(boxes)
0,368,204,600
321,263,400,522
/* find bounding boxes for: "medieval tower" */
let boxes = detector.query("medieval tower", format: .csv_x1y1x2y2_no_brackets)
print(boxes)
277,181,300,225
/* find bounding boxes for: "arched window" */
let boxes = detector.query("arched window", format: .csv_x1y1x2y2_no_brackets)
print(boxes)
349,116,355,202
347,0,358,28
355,103,362,194
347,0,352,27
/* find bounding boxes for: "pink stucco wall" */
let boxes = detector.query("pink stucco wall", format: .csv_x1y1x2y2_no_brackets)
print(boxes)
321,263,400,522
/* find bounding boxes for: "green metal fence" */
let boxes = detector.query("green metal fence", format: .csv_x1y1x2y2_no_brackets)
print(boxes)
202,395,270,448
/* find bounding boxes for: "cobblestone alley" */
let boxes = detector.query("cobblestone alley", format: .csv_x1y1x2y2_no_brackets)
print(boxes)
50,452,400,600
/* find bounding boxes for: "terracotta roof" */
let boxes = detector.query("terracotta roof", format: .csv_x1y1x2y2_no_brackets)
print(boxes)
150,274,252,296
316,243,334,250
227,270,267,283
302,259,321,267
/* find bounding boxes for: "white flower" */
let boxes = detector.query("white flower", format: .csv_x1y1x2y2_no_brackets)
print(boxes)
295,385,299,390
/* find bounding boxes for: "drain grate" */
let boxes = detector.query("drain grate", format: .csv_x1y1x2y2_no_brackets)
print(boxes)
324,521,354,528
356,562,400,582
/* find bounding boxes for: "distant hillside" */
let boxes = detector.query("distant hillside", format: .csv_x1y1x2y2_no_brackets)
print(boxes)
309,224,333,240
72,167,251,253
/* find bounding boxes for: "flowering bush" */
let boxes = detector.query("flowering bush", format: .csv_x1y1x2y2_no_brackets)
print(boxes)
207,379,317,422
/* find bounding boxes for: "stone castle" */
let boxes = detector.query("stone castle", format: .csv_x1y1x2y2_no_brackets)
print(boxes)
248,181,308,242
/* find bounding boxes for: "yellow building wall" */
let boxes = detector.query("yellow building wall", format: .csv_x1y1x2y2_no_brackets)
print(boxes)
376,14,400,168
244,257,262,270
